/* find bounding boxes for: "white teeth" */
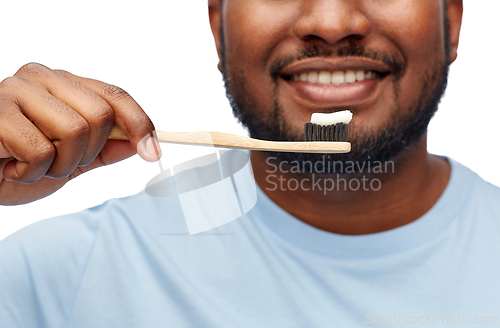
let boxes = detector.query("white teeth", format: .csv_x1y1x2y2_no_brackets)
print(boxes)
318,71,331,84
356,70,365,81
308,71,319,83
292,70,379,84
331,71,345,85
345,70,356,83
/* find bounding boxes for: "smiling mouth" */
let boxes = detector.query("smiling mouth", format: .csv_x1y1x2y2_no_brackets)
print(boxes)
280,69,390,108
277,57,393,107
283,70,388,85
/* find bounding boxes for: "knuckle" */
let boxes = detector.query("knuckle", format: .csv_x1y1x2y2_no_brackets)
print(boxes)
101,84,130,101
66,119,91,140
124,113,154,139
91,105,115,127
137,113,154,131
0,76,26,92
130,111,149,128
33,141,56,165
53,69,69,75
53,69,73,80
88,105,115,128
0,92,8,105
15,62,50,79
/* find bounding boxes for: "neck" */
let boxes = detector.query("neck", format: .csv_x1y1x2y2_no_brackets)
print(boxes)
251,135,451,235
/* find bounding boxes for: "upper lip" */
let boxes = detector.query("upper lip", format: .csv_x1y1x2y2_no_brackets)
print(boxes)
279,57,391,77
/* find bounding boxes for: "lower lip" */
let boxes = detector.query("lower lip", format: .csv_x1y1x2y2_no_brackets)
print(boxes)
283,76,386,108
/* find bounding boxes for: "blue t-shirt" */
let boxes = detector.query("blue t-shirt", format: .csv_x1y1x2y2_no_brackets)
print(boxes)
1,156,500,327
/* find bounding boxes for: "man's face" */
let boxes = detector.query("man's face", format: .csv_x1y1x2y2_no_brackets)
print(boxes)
213,0,460,170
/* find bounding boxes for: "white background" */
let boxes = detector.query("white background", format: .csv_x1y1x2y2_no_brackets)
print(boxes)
0,0,499,241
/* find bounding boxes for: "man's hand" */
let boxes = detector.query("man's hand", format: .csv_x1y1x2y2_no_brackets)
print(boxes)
0,63,161,205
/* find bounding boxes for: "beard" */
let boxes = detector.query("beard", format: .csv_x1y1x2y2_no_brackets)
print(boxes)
219,22,450,175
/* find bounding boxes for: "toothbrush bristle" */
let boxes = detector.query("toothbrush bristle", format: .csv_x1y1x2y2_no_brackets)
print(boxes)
304,123,348,142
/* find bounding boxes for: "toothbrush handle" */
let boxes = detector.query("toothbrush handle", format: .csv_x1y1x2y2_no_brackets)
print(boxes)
108,125,351,154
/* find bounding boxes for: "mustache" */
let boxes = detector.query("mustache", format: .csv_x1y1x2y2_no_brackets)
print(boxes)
270,42,406,82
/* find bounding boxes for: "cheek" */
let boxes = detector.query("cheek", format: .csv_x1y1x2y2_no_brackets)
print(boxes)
370,0,445,105
224,1,298,112
373,1,444,60
224,0,295,73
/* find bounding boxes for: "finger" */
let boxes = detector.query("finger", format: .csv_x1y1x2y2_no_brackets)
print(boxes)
15,63,115,166
0,93,56,183
67,139,137,181
54,69,161,162
0,158,10,183
0,141,12,158
1,76,90,179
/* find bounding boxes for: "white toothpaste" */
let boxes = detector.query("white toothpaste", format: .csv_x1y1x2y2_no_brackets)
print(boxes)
310,110,353,125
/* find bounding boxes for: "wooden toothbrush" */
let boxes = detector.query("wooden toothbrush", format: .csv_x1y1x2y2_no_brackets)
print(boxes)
108,125,351,154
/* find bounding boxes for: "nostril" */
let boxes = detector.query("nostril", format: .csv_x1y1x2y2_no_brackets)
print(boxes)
293,4,371,46
302,35,324,43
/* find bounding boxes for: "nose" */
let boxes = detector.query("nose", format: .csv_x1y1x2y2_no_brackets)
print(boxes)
294,0,370,45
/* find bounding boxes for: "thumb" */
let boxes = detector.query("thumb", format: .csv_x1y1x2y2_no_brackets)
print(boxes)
70,139,137,178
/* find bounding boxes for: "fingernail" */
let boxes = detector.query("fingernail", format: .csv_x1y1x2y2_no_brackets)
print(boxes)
146,131,162,160
139,131,162,162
